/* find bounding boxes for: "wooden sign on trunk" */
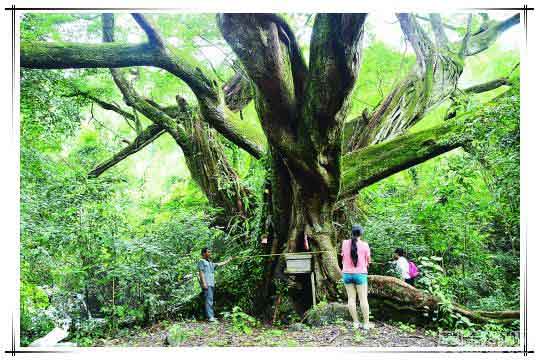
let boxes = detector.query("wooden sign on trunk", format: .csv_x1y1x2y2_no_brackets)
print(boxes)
284,253,312,274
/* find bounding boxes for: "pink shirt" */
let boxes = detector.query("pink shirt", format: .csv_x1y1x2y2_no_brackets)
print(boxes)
341,239,371,274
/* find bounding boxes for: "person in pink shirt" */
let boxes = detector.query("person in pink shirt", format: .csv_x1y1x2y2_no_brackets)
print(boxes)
341,224,372,330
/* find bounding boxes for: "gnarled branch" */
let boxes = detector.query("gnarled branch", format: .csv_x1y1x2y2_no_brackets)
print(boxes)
429,13,449,48
110,69,191,150
88,124,165,178
368,276,519,324
22,13,264,158
397,13,434,73
463,13,520,56
463,77,511,94
302,14,367,141
101,15,190,150
218,13,297,150
131,13,166,49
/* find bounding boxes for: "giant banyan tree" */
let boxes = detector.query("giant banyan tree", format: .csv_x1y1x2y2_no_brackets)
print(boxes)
21,12,520,321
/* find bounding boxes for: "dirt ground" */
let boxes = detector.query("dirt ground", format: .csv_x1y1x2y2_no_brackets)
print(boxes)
95,319,450,347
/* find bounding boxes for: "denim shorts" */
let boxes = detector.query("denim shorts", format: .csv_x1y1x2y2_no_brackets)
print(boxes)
342,273,368,285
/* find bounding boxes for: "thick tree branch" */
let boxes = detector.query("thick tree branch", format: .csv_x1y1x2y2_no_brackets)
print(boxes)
302,14,367,141
110,68,191,150
397,13,434,73
21,42,163,69
22,14,264,158
218,13,298,150
429,13,449,48
130,15,265,158
463,77,511,94
340,120,470,199
88,124,165,178
223,71,253,112
416,14,458,31
101,16,190,151
367,276,519,324
347,13,518,152
131,13,166,49
463,13,520,56
259,13,309,101
346,13,464,150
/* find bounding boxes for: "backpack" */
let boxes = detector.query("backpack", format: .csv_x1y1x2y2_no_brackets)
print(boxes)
408,260,420,279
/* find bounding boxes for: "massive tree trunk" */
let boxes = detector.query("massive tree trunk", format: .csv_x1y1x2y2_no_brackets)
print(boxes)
218,14,368,309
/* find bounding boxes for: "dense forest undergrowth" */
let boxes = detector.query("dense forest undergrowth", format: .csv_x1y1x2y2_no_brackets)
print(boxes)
19,12,520,347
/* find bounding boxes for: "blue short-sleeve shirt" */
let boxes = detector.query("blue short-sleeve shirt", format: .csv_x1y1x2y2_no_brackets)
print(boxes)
198,259,217,287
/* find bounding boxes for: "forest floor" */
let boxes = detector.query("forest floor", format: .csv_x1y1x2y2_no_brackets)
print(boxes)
93,319,485,347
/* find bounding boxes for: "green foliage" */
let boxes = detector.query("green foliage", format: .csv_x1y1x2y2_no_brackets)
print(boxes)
469,86,520,256
20,69,87,152
69,319,108,346
20,66,223,342
19,13,520,347
221,306,259,335
433,321,520,346
395,321,416,333
166,324,192,345
353,330,365,343
20,283,55,346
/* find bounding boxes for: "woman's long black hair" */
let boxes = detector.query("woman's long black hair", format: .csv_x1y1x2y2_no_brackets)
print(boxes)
350,224,364,267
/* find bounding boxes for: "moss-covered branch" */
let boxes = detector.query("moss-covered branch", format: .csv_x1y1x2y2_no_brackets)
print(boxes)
307,276,518,326
223,71,253,112
21,42,163,70
463,77,511,94
346,14,461,151
88,124,165,178
302,14,367,142
21,14,264,159
218,14,298,156
368,275,519,324
110,69,191,150
345,13,518,154
340,120,469,198
463,14,520,56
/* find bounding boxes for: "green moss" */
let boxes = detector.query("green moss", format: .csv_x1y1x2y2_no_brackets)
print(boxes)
341,120,468,196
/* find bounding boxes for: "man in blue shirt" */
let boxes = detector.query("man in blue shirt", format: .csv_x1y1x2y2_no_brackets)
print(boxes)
197,247,233,322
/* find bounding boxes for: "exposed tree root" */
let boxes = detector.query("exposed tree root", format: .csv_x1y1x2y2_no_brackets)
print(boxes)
368,275,519,324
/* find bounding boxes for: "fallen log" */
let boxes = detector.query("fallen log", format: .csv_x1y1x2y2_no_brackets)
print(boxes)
305,276,518,326
368,275,519,325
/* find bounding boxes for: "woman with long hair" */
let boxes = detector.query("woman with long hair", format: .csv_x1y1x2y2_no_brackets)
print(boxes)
341,224,372,330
